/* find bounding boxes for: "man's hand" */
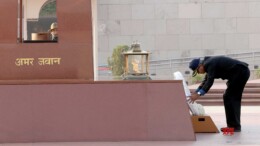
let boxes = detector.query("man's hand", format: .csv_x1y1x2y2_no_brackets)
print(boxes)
187,93,200,104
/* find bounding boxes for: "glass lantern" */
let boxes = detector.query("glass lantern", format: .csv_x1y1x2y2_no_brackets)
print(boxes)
122,42,151,80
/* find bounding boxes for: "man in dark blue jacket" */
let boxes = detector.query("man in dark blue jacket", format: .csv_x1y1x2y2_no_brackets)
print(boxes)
189,56,250,132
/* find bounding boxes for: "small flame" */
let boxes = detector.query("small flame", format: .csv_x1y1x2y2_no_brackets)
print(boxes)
132,59,140,73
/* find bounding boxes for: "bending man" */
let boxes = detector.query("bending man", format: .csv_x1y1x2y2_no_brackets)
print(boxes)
189,56,250,132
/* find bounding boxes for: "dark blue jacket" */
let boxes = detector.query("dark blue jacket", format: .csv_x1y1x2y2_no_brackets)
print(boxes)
198,56,248,93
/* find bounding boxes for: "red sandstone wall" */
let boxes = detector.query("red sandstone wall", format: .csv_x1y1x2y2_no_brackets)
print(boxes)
0,81,195,142
0,0,93,81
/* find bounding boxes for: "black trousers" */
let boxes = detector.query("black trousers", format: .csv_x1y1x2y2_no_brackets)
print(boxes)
223,65,250,129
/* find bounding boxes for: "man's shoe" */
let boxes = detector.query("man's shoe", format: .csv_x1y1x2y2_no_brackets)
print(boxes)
221,127,241,132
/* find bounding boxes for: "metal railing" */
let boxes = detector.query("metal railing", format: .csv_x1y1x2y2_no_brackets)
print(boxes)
98,51,260,81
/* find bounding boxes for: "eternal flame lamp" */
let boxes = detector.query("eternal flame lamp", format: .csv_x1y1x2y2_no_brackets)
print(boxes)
122,41,151,80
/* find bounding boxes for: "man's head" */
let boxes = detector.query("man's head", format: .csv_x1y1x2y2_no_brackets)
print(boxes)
189,58,205,77
49,22,58,32
49,22,58,40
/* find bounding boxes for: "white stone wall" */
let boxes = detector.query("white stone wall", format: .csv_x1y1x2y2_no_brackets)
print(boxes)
97,0,260,66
